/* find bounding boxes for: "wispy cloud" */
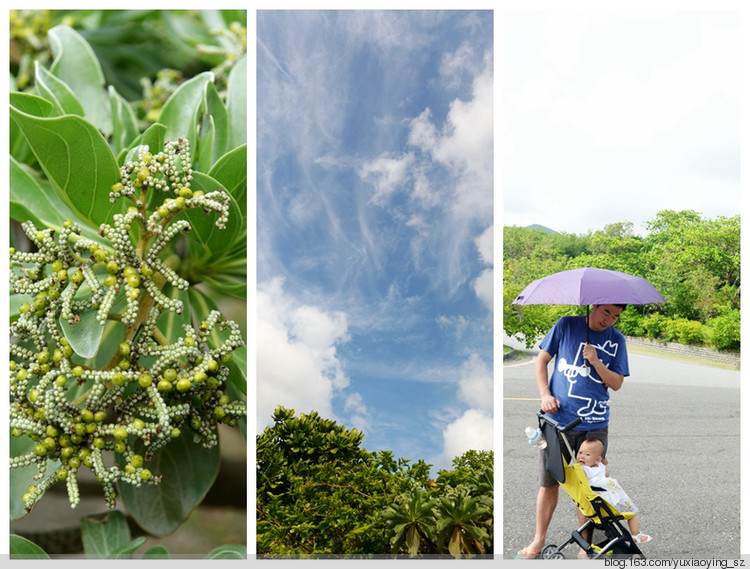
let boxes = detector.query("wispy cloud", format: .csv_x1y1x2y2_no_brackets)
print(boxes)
358,50,493,297
257,10,493,467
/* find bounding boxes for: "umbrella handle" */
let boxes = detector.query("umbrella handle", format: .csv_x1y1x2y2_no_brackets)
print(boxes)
584,305,590,367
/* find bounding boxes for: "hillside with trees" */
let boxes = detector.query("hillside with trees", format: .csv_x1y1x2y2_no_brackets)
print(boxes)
504,210,740,351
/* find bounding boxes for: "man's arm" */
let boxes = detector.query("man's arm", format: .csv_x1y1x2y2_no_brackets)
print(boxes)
535,349,560,412
582,343,624,390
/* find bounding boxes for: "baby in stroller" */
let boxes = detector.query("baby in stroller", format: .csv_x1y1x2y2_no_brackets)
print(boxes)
536,412,647,559
576,438,652,544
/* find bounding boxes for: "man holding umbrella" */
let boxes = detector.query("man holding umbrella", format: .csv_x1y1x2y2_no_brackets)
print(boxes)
518,303,628,559
512,267,664,559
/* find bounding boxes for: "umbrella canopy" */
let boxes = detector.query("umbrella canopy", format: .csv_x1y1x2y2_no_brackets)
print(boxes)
512,267,665,306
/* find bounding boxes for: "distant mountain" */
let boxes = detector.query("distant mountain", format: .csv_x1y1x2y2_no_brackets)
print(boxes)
525,224,559,234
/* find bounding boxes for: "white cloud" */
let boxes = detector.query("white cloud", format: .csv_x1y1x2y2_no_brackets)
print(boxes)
442,409,493,463
439,41,476,89
456,353,493,412
473,269,493,313
256,277,352,431
440,354,493,463
472,225,493,312
407,62,493,222
475,225,493,266
503,11,740,235
344,392,371,434
437,314,469,341
359,152,415,205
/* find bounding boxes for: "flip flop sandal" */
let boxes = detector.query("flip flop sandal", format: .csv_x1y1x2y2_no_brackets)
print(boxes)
515,548,541,559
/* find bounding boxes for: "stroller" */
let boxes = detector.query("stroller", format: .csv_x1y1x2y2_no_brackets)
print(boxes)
537,411,646,560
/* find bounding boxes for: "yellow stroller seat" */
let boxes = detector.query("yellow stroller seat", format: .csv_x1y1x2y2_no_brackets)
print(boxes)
537,412,645,560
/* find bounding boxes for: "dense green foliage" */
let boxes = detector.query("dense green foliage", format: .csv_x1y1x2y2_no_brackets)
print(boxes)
504,210,740,350
257,407,493,558
9,9,247,558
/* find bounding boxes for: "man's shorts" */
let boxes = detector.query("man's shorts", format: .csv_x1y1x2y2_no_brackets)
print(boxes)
538,427,609,488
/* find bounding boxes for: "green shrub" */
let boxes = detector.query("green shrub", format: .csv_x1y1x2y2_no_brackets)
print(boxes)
706,309,740,351
614,307,645,337
642,313,667,340
663,318,705,345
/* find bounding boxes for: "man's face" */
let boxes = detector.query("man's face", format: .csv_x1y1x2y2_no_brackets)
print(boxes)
588,304,623,332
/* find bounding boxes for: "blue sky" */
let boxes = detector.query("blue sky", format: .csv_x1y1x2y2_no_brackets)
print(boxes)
256,10,493,472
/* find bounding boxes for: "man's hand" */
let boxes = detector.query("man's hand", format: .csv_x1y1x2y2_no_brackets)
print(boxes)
541,393,561,413
583,343,624,390
582,343,600,365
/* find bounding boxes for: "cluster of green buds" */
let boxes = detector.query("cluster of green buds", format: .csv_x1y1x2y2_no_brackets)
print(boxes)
9,138,245,512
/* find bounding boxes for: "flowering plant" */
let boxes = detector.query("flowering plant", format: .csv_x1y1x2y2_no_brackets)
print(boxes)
9,12,246,550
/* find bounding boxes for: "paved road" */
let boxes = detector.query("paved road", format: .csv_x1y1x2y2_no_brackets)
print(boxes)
503,347,740,560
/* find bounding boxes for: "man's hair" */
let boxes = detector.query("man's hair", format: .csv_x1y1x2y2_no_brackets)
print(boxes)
614,304,627,310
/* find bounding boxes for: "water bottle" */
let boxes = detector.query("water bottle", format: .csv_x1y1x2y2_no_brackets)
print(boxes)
525,426,547,449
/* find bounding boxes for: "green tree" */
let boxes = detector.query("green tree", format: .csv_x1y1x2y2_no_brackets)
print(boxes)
435,491,492,558
503,211,740,350
256,407,427,555
379,490,438,555
644,210,739,320
257,408,493,558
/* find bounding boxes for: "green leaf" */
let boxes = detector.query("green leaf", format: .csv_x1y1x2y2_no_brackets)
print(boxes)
112,536,148,559
10,91,55,117
9,293,31,324
197,113,216,175
34,61,84,117
60,306,106,359
158,71,214,146
142,545,171,559
10,436,62,520
9,105,125,229
10,534,50,559
227,344,247,397
209,144,247,231
81,511,133,559
9,93,53,163
81,317,125,371
137,122,167,162
182,171,243,265
48,25,110,136
226,53,247,147
118,429,220,536
204,80,229,163
206,544,247,559
199,247,247,298
108,85,139,156
10,156,103,243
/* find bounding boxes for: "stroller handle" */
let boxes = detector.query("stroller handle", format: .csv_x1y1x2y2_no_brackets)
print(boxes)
537,411,583,432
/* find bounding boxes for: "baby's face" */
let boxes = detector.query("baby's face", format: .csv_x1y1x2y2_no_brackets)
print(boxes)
576,443,602,467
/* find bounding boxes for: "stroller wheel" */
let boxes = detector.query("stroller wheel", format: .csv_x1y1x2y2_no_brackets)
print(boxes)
541,545,563,559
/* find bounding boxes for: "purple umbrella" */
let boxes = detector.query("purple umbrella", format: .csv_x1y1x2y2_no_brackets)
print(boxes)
511,267,665,364
512,267,665,307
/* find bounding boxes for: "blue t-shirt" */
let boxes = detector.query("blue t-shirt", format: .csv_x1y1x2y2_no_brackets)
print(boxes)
540,315,629,430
